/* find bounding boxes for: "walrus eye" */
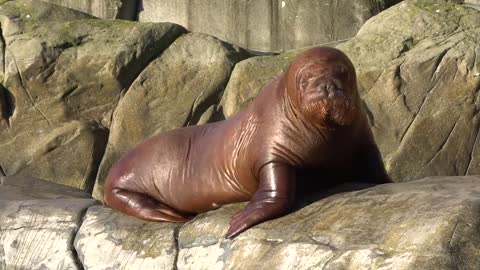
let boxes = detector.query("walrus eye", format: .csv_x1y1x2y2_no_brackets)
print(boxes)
336,65,348,77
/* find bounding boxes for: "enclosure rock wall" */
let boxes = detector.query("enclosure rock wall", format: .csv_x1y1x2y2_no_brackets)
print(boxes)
39,0,402,52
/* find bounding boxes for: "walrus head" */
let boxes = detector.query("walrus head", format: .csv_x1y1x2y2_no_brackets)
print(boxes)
286,47,359,127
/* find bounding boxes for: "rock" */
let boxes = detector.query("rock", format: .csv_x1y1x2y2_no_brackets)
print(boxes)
4,175,480,269
337,0,480,180
0,2,186,130
0,0,186,190
0,175,98,270
0,121,107,192
220,49,300,118
92,32,250,199
466,0,480,5
137,0,401,52
74,205,180,270
178,176,480,270
0,0,94,82
40,0,138,20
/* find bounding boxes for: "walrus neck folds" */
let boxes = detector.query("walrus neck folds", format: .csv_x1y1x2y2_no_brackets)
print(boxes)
281,83,330,146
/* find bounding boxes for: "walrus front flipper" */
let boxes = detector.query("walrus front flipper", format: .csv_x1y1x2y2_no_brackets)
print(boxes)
226,163,296,238
104,188,192,222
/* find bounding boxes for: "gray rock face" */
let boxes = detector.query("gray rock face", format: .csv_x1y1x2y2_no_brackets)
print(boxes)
41,0,138,20
137,0,401,52
92,32,249,199
0,176,97,270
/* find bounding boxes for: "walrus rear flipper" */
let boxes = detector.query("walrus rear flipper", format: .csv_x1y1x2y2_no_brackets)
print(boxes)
104,188,192,222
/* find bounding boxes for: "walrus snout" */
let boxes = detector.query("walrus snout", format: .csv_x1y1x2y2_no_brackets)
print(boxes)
305,76,347,103
319,78,343,95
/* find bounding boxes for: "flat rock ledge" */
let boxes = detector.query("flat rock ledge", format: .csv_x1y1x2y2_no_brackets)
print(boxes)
2,175,480,269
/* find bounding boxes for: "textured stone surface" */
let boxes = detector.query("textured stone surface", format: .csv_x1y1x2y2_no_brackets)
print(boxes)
3,175,480,269
0,3,185,129
0,0,186,190
338,0,480,180
0,0,94,82
41,0,138,20
220,50,299,118
178,176,480,270
466,0,480,5
0,121,107,192
74,205,179,270
92,32,249,199
137,0,401,52
0,175,97,270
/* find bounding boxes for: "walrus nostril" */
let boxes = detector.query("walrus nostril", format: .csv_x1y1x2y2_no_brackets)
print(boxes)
326,82,335,91
319,82,327,91
318,89,327,98
328,90,336,99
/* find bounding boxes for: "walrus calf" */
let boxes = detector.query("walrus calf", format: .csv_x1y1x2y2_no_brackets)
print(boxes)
104,47,391,238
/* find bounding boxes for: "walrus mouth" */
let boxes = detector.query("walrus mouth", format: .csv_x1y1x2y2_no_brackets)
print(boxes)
303,85,357,126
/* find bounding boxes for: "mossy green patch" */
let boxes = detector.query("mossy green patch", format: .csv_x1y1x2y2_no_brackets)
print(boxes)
0,0,12,6
414,2,466,14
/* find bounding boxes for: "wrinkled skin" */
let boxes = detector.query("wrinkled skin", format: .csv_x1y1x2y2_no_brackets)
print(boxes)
104,47,391,238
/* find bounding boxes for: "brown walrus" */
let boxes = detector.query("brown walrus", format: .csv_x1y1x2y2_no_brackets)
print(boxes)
104,47,391,238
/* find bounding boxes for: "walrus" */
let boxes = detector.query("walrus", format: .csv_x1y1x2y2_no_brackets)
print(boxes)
104,47,391,238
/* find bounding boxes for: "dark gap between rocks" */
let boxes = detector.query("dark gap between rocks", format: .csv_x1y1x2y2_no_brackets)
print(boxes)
71,203,98,270
0,163,5,178
173,225,181,270
1,86,15,122
85,124,110,194
117,0,139,21
0,22,14,124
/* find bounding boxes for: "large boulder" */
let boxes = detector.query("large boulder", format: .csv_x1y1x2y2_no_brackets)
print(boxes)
0,1,185,129
0,0,186,191
137,0,401,52
222,0,480,182
177,176,480,269
338,0,480,180
69,176,480,269
92,32,250,199
74,206,180,269
0,176,98,269
3,174,480,269
0,121,107,191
